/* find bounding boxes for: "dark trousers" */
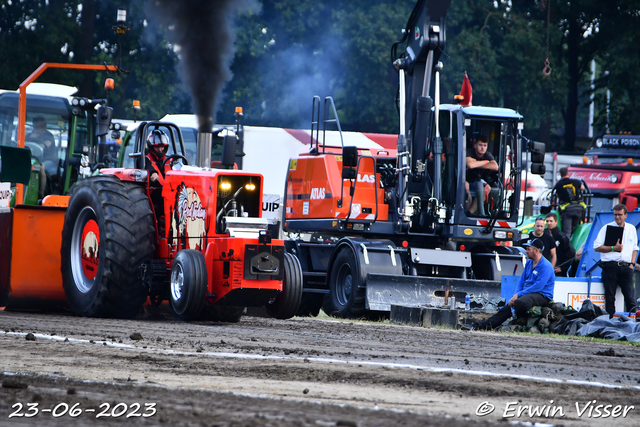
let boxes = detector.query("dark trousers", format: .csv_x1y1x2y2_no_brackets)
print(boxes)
601,264,636,317
476,293,550,330
561,206,583,237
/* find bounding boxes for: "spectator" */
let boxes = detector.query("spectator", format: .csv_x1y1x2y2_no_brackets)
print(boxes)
461,238,555,331
528,217,557,268
545,213,575,277
552,167,585,238
593,204,638,317
568,242,585,278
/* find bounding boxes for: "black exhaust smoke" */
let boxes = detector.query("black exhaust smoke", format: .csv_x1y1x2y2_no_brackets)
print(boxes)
148,0,259,133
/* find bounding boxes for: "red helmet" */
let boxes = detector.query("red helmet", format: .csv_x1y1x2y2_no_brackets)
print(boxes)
146,129,169,160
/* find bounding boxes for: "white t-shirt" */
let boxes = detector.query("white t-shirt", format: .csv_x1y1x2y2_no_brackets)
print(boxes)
593,221,639,263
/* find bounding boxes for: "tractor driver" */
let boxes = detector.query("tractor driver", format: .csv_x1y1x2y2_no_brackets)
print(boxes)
28,116,57,162
465,135,498,214
145,129,171,218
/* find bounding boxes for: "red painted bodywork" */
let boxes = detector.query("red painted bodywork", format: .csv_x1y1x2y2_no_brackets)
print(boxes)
157,169,284,305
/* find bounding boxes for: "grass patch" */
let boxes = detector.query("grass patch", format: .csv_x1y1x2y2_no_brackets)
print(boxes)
311,309,391,325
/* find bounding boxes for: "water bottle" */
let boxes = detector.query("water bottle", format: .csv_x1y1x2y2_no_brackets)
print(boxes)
511,307,517,319
465,293,471,311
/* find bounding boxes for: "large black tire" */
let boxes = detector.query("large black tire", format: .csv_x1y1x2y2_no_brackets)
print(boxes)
296,294,324,317
204,306,245,323
61,176,155,318
322,248,366,318
265,253,303,319
169,250,207,319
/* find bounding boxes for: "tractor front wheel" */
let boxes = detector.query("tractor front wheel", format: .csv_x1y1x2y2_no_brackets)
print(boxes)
169,250,207,319
61,176,155,318
265,252,303,319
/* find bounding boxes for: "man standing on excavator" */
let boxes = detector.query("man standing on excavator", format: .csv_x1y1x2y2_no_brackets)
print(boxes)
145,129,171,217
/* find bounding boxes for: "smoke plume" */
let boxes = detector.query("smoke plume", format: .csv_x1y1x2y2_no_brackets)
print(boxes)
148,0,259,131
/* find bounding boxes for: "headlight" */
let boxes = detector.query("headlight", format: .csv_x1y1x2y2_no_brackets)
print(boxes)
494,230,507,239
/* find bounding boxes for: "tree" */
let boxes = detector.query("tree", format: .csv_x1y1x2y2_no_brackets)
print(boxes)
592,3,640,134
218,0,414,133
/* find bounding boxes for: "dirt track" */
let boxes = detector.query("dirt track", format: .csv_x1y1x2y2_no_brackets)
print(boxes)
1,309,639,426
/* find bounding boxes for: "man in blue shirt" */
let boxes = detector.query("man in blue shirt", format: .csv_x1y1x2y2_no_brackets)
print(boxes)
461,238,556,331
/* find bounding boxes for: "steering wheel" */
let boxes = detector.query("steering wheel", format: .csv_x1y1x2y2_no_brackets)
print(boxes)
162,154,188,169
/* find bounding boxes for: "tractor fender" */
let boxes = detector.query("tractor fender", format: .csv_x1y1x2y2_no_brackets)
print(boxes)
326,238,403,290
99,168,149,184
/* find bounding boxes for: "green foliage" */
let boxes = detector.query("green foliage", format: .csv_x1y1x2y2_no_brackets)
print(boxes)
1,0,639,144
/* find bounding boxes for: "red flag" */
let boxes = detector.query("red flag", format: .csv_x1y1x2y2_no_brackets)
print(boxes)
459,71,472,106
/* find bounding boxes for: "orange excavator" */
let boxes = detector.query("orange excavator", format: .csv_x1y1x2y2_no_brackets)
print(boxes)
283,0,547,318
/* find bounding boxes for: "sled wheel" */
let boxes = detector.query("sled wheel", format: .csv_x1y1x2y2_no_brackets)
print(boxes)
205,306,245,323
323,248,366,318
169,250,207,319
265,253,303,319
296,294,324,317
61,176,155,318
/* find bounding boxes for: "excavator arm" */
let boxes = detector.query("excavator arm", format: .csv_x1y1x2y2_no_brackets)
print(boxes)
391,0,451,230
392,0,450,132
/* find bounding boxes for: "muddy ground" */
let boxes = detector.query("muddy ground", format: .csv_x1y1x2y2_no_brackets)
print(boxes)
1,309,639,427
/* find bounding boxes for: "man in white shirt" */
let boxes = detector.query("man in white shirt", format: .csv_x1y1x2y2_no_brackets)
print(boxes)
593,204,638,317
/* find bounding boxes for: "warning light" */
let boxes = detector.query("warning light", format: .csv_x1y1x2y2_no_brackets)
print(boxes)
235,106,243,114
460,244,466,251
629,158,634,165
220,182,231,191
245,183,256,191
582,156,588,164
402,241,409,248
132,100,141,110
104,78,115,90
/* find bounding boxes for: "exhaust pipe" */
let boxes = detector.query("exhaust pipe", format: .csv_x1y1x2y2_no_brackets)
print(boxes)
196,115,212,168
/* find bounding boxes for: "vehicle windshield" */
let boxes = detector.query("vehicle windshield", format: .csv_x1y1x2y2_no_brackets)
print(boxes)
0,92,76,198
461,116,518,220
595,157,640,164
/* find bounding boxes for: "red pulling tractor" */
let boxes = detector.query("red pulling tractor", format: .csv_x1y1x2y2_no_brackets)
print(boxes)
1,63,302,321
62,121,303,321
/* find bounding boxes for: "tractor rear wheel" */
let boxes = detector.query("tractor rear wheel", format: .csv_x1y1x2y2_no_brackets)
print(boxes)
169,250,207,319
61,176,155,318
265,252,303,319
323,248,366,318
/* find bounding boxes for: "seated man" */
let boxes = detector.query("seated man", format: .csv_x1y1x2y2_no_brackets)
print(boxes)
144,129,171,218
27,116,57,162
465,135,498,214
461,238,555,331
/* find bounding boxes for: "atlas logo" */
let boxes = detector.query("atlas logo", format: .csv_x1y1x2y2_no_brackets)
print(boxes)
357,174,376,183
310,187,326,200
